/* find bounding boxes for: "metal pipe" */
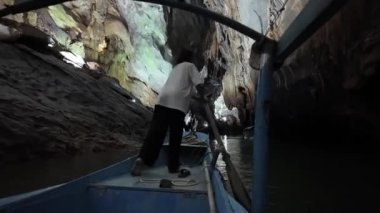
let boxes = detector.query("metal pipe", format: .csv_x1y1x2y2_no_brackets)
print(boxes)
203,161,217,213
251,41,276,213
133,0,269,41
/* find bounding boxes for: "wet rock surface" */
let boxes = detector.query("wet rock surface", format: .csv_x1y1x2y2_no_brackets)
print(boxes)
0,42,152,163
270,0,380,146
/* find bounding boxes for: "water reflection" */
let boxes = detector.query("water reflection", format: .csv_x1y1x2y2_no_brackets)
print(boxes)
216,136,253,191
0,149,136,198
215,136,380,213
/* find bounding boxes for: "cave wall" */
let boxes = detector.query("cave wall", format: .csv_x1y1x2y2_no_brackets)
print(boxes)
0,42,152,162
1,0,258,126
116,0,172,106
269,0,380,145
207,0,256,127
165,0,257,127
0,0,169,161
1,0,256,115
163,0,211,70
1,0,264,162
1,0,172,107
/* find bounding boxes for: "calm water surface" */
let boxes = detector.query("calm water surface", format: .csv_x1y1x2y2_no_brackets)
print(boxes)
217,136,380,213
0,149,136,198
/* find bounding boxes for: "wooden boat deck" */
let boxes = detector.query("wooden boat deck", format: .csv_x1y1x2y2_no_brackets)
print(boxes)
93,139,210,193
85,141,212,213
94,163,208,193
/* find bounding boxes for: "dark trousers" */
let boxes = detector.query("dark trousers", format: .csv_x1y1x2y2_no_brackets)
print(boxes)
139,105,185,172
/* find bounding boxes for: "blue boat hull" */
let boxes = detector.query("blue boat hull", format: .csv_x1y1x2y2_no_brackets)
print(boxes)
0,133,247,213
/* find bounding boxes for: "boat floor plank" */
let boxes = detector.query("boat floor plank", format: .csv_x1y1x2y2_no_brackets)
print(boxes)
94,164,208,192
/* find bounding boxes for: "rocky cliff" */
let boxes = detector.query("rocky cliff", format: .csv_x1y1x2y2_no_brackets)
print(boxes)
0,0,254,161
0,42,152,162
269,0,380,146
1,0,172,107
1,0,255,123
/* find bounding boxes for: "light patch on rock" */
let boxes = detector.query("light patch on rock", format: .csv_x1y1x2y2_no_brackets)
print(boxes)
86,61,101,70
214,94,239,123
0,24,11,40
117,0,172,94
26,12,38,26
97,39,107,52
0,0,14,6
48,5,78,30
60,51,86,68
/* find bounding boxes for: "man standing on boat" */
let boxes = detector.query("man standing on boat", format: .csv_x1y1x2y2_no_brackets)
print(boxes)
131,49,206,176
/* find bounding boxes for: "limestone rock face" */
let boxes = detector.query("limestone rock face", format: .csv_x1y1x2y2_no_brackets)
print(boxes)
0,0,171,107
268,0,380,144
165,0,256,127
0,42,152,162
1,0,258,125
205,0,256,126
116,0,172,106
163,0,212,70
1,0,263,162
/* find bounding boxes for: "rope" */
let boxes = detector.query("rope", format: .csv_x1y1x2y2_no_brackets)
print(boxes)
138,178,199,187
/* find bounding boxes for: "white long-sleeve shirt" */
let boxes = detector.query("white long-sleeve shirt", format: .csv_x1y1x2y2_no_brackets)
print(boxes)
157,62,203,113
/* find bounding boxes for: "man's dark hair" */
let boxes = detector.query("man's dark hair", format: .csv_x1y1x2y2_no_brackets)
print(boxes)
238,86,246,93
176,49,194,64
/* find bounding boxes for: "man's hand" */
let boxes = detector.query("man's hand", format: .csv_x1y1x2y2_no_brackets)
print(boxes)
195,84,209,101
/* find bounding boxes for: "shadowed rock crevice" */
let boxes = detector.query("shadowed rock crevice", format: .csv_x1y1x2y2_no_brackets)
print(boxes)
270,0,380,147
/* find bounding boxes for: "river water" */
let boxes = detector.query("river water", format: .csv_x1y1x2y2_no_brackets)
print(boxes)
1,137,379,213
217,136,380,213
0,149,136,198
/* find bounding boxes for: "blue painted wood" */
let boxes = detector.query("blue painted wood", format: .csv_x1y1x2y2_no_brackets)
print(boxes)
211,170,248,213
252,42,276,213
87,186,209,213
0,156,137,213
0,153,179,212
